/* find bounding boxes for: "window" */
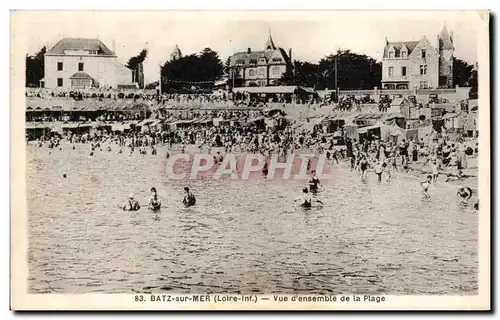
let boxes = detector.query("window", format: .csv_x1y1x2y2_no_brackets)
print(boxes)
249,59,257,64
419,81,428,89
57,78,63,87
272,58,282,62
57,62,63,71
248,69,256,77
89,50,98,55
78,62,84,72
420,65,427,75
271,66,281,76
401,66,407,76
388,51,394,58
421,49,426,59
401,51,407,58
388,67,394,77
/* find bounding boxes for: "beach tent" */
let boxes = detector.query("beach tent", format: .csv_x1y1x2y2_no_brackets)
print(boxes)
358,124,406,141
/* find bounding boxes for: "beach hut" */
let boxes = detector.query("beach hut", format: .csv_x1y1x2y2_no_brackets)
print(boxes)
25,122,52,140
357,124,405,143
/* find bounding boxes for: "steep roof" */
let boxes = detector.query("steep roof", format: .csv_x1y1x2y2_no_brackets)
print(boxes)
229,48,290,67
439,25,454,50
172,44,182,56
383,40,420,59
46,38,115,56
265,33,277,50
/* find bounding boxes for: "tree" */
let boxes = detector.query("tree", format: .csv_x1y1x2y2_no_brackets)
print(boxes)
26,46,46,87
277,51,382,90
453,57,474,87
318,50,382,90
126,48,148,71
160,47,224,92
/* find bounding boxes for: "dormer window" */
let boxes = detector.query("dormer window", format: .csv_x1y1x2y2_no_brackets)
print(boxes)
249,59,257,64
236,59,245,65
401,50,407,58
272,58,282,62
388,51,394,58
89,50,99,55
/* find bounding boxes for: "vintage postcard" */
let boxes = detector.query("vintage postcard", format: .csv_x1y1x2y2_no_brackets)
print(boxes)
11,10,490,310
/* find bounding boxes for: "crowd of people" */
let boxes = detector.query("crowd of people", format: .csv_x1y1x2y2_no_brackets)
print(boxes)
32,107,478,211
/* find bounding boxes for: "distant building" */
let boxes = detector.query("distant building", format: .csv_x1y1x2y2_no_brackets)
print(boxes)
381,25,455,90
170,45,182,61
228,32,293,87
41,38,133,89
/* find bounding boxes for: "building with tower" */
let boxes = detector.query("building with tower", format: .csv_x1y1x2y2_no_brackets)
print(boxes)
228,31,293,87
381,24,455,90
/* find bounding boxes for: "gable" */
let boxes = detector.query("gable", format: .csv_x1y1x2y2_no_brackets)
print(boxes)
408,38,438,58
383,41,419,58
268,50,286,64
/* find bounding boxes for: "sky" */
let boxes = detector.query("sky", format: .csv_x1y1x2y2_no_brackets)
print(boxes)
15,11,485,84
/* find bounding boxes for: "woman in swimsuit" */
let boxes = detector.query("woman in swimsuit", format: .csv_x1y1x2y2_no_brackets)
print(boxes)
308,170,321,193
148,187,161,211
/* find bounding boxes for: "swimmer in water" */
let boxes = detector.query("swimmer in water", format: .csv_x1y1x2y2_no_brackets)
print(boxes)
308,170,321,193
182,187,196,207
457,187,473,205
420,175,432,198
148,187,161,210
122,193,141,211
294,187,323,208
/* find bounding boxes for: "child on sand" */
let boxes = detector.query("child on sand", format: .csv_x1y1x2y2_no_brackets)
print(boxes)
420,175,432,198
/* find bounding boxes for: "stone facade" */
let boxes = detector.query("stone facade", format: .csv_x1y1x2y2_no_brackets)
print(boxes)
382,25,455,90
228,32,293,87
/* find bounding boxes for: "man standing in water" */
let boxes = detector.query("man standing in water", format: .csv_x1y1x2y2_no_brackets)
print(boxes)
182,187,196,207
308,170,321,193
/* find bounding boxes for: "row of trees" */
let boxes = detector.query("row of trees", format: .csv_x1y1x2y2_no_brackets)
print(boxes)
276,50,382,90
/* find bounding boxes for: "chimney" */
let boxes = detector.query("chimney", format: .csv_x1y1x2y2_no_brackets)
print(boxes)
385,37,388,45
247,47,251,54
289,48,292,61
112,40,116,54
